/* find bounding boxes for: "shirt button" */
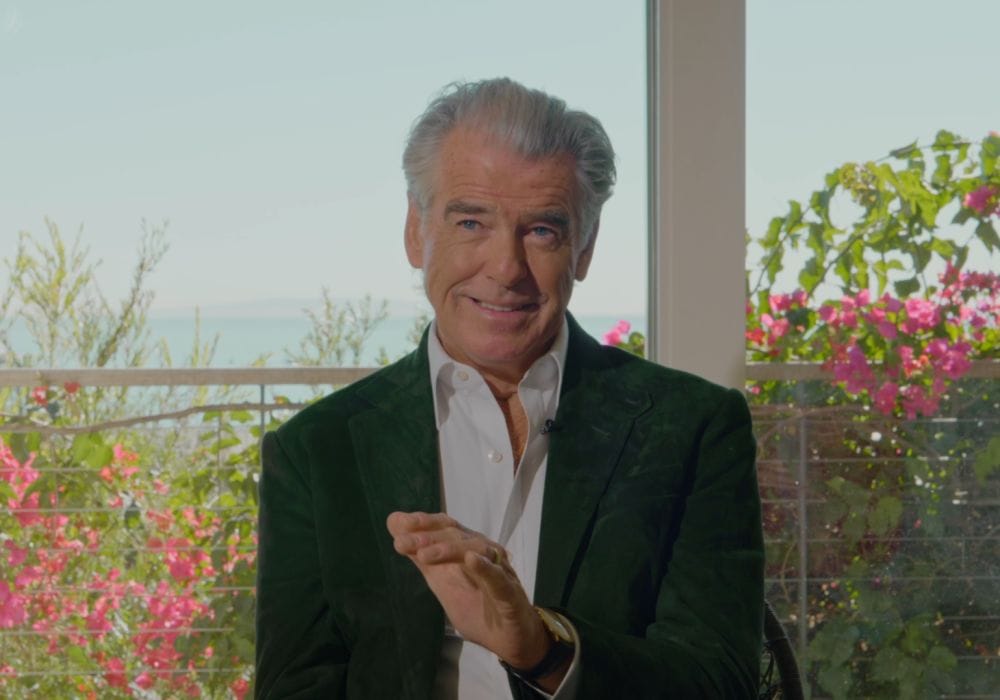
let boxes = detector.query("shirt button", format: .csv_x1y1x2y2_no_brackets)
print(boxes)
488,450,503,463
456,370,469,382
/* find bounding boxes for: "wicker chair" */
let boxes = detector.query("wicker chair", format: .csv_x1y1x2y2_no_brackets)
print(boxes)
758,600,804,700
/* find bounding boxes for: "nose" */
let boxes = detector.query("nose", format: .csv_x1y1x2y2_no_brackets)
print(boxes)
485,230,528,288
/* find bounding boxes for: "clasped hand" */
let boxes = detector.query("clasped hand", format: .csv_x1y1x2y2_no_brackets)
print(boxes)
386,511,549,671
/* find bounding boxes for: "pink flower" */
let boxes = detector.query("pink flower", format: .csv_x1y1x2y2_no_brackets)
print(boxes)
102,657,128,690
855,289,871,306
62,381,81,395
769,317,790,340
791,289,809,307
231,678,250,700
760,313,790,340
769,294,791,312
0,581,27,629
5,541,28,567
963,184,1000,215
30,386,47,406
745,327,766,345
903,298,940,333
900,384,940,419
926,338,948,358
880,294,902,313
874,381,898,415
602,320,631,346
931,341,972,379
876,321,897,340
833,344,875,394
818,305,838,324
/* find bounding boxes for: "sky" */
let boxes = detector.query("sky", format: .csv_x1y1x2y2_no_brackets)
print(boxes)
1,1,998,319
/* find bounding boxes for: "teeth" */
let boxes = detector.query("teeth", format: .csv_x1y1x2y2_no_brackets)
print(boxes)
478,301,526,312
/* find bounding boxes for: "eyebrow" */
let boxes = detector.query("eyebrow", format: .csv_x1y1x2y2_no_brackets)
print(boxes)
529,209,571,230
443,200,493,218
442,200,572,231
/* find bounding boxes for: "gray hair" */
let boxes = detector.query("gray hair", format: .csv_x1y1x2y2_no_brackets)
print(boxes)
402,78,616,247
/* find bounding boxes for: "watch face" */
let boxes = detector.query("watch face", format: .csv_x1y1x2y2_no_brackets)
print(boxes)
536,607,574,644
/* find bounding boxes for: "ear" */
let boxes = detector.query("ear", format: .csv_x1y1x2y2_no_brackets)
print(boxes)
404,195,425,269
573,218,599,282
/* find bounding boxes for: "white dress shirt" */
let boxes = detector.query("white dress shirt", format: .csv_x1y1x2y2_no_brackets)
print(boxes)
427,320,579,699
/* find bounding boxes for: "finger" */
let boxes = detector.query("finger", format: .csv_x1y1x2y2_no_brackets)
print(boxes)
386,511,460,536
464,549,519,601
416,538,507,566
396,523,486,554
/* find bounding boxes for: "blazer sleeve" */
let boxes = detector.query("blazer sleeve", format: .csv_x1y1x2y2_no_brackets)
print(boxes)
559,388,764,699
254,430,349,699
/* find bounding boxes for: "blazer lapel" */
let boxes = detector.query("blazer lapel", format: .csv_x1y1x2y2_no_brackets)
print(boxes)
534,315,652,607
350,341,444,699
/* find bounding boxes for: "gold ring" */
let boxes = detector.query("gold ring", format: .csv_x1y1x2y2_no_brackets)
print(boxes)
491,547,503,566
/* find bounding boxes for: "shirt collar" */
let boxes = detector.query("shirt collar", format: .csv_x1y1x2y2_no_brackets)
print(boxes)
428,317,569,430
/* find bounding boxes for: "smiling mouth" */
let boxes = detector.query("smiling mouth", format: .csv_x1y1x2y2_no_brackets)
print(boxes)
472,298,538,312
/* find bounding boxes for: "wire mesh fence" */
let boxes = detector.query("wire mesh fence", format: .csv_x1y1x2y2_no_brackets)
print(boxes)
1,364,997,697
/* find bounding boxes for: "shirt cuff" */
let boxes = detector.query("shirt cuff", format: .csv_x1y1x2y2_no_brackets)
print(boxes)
525,611,580,699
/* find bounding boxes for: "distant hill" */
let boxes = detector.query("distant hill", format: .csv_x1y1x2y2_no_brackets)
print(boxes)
149,296,428,320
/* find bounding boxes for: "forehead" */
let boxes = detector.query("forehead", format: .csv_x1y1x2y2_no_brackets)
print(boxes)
429,127,579,217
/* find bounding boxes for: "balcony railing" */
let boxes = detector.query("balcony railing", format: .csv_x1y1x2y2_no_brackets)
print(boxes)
1,361,997,698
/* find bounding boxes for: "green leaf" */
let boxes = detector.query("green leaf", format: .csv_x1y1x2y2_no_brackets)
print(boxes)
798,258,821,292
229,410,254,423
893,277,920,298
929,238,955,258
872,646,905,682
842,511,866,542
784,200,804,232
973,436,1000,483
762,216,783,247
889,140,919,160
932,129,958,151
974,220,1000,252
951,206,973,225
85,443,114,470
931,154,952,188
817,664,852,700
909,244,932,272
869,495,903,536
954,244,969,270
766,251,783,284
66,645,89,668
927,644,957,671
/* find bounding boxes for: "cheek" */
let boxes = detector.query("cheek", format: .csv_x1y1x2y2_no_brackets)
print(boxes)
536,257,577,299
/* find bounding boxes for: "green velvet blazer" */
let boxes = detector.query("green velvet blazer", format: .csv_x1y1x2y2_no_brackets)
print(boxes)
254,316,764,699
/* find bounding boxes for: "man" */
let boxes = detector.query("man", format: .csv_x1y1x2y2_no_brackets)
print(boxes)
255,78,763,699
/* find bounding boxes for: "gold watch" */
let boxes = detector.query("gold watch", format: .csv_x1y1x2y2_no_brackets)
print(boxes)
500,607,575,681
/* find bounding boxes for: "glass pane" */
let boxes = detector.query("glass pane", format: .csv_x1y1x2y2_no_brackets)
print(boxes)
748,2,1000,696
0,3,645,696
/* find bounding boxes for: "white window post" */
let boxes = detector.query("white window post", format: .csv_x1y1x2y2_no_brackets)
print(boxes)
647,0,746,389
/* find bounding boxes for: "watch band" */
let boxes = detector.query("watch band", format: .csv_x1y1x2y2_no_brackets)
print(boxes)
499,607,575,681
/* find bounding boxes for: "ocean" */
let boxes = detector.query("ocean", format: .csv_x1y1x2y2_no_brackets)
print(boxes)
5,314,646,368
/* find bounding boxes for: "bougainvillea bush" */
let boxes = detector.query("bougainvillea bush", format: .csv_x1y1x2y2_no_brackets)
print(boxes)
607,131,1000,698
0,406,259,698
0,223,385,697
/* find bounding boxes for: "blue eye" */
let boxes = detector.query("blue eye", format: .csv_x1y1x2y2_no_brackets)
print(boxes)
458,220,480,230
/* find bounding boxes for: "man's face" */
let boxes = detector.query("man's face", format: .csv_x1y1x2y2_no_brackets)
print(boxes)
405,127,596,380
